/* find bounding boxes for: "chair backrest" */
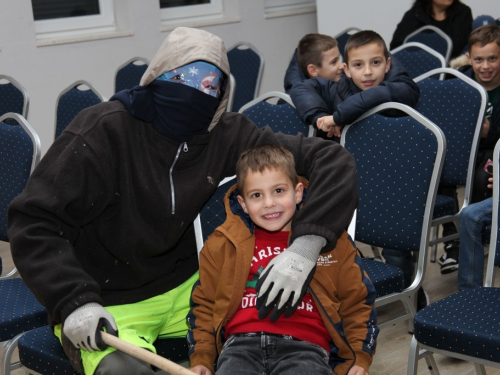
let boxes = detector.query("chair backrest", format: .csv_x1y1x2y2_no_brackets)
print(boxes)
333,27,361,60
194,176,236,254
0,75,29,120
390,42,446,79
404,25,453,64
114,56,149,93
238,91,314,137
341,102,445,254
415,68,487,207
485,138,500,287
226,74,236,112
227,42,264,112
0,112,41,276
54,80,106,140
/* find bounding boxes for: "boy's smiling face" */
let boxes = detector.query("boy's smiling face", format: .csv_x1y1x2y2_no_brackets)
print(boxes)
467,41,500,91
237,168,303,233
343,42,391,91
311,46,343,82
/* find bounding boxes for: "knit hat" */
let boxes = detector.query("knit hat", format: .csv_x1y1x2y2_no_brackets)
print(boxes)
472,15,496,30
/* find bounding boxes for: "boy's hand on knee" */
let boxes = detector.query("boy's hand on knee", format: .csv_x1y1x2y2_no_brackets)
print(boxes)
348,365,369,375
189,365,212,375
63,302,118,352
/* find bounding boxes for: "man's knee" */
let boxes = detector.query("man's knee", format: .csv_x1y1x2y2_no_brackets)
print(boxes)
94,351,156,375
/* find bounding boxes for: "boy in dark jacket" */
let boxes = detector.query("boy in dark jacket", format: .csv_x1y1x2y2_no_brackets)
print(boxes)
188,145,378,375
290,30,420,141
284,33,343,95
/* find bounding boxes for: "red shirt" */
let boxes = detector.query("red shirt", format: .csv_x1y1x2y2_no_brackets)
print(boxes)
224,227,331,351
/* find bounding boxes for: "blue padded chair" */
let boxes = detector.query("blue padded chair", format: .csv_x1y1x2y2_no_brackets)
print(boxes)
0,75,29,120
194,176,236,253
414,68,487,263
404,25,453,64
407,137,500,375
390,42,446,79
114,56,149,93
0,113,47,375
18,325,189,375
238,91,314,137
333,27,361,59
227,42,264,112
341,102,446,329
54,80,106,140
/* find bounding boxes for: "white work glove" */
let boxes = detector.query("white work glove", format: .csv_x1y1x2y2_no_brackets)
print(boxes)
256,235,326,322
63,302,118,352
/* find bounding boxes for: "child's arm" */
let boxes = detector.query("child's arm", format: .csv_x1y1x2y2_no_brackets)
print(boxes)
333,56,420,126
348,365,369,375
284,48,308,93
187,244,221,373
190,365,213,375
336,244,379,373
290,77,336,127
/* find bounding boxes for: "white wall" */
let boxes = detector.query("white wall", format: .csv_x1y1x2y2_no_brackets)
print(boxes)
1,0,317,155
316,0,498,47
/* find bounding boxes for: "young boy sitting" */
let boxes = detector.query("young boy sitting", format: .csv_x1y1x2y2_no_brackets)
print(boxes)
284,33,344,94
290,30,420,140
187,144,378,375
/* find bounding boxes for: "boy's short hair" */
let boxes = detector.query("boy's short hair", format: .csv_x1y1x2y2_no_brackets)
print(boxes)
236,145,298,193
344,30,389,64
468,24,500,50
297,33,338,78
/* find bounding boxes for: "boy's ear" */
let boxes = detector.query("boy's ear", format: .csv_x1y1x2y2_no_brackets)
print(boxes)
307,64,319,77
237,195,248,213
466,51,472,66
385,56,391,73
295,182,304,204
343,62,351,78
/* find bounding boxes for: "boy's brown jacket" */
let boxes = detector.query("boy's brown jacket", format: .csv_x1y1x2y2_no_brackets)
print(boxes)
187,180,378,374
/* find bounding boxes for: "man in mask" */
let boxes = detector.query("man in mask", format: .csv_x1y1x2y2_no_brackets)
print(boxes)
8,27,358,375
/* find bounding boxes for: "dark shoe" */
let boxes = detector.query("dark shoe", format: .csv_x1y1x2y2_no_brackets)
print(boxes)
439,241,459,274
417,287,429,312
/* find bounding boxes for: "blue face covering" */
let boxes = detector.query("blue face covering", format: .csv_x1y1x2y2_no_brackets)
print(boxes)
157,61,227,99
110,61,225,143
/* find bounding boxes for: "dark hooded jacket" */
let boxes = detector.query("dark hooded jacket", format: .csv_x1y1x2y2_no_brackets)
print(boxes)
290,55,420,136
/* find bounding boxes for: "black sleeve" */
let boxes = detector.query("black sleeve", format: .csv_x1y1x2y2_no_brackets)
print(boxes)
290,77,336,127
390,8,422,50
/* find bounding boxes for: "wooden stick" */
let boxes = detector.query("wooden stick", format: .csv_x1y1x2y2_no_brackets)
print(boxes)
101,331,197,375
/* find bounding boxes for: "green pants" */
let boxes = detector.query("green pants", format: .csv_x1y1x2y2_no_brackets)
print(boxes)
55,271,198,374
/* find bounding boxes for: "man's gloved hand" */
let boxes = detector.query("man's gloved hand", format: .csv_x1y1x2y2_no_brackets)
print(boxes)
256,235,326,322
63,302,118,352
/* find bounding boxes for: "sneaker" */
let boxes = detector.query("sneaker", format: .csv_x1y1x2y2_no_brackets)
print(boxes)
417,287,430,312
438,241,459,274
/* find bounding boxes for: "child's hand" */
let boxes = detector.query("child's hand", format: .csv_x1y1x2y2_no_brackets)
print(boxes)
317,116,341,138
347,364,369,375
189,365,212,375
488,177,493,189
482,117,490,138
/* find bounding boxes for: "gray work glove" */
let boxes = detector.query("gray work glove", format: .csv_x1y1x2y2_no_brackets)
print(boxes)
256,235,326,322
63,302,118,352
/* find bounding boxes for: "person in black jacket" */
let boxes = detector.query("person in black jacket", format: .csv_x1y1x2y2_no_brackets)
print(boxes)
290,30,420,141
7,27,359,375
283,33,343,95
390,0,473,60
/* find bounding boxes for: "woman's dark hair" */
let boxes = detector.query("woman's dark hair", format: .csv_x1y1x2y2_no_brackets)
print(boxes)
414,0,461,17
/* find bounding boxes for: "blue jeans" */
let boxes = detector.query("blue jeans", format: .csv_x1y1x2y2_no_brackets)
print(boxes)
457,198,492,290
216,333,331,375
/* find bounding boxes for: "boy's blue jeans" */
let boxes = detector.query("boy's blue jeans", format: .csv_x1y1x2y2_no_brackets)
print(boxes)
216,333,331,375
458,197,492,290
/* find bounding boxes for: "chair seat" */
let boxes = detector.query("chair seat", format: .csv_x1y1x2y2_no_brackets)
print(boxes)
414,287,500,363
362,258,405,298
432,194,457,219
19,326,190,374
0,279,47,341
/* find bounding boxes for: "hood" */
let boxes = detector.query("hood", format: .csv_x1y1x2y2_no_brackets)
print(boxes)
450,54,470,70
140,27,231,132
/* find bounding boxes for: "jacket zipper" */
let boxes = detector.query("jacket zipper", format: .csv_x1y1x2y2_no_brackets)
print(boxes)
169,142,188,215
